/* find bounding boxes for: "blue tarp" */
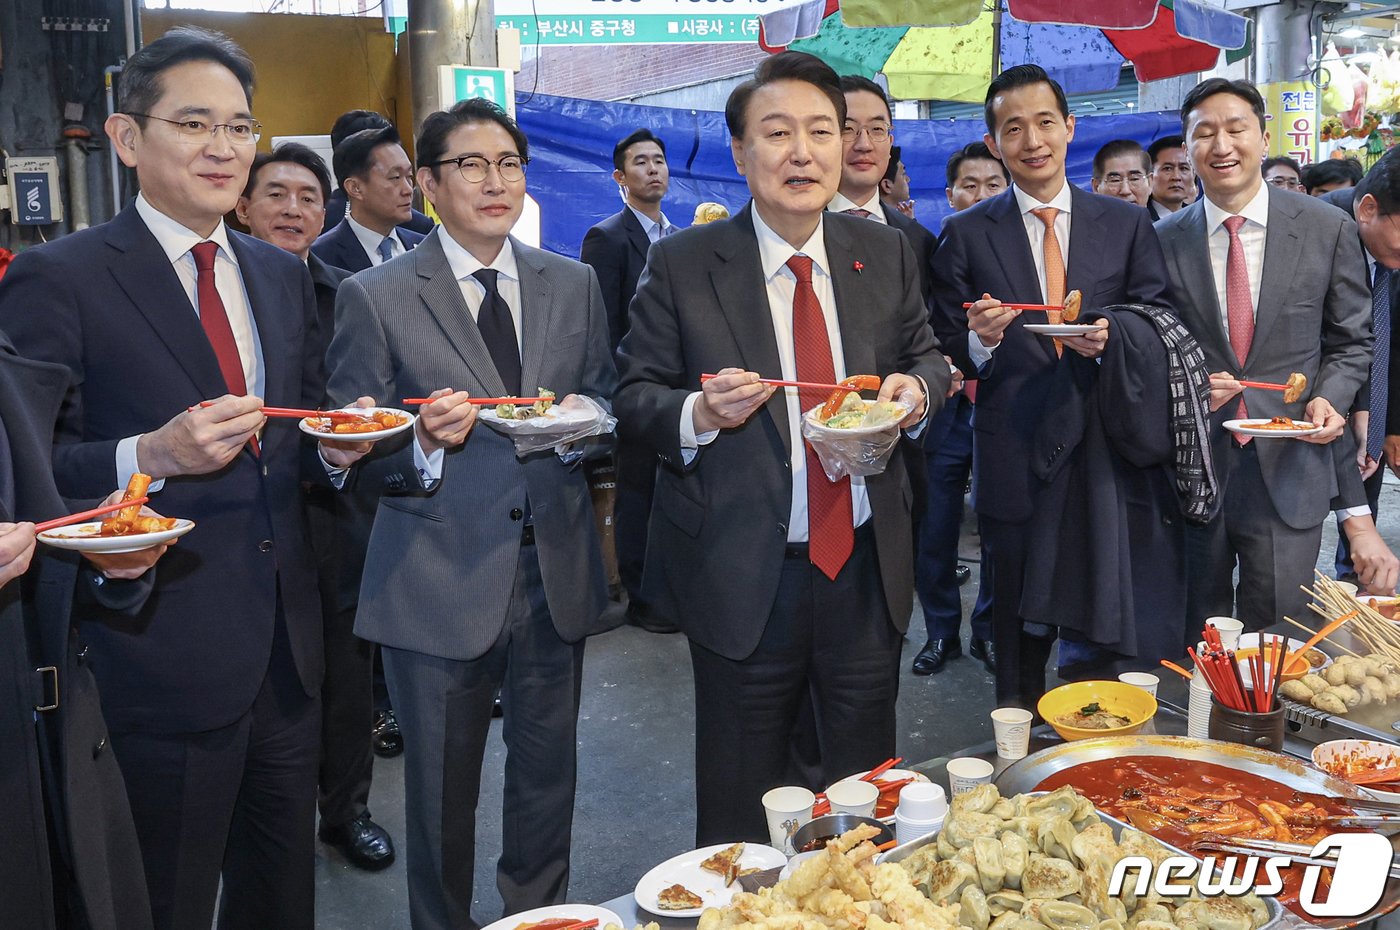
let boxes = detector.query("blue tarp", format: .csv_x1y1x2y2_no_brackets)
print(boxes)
515,92,1180,258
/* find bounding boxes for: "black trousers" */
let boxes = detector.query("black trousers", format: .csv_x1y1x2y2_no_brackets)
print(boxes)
613,436,656,609
317,602,375,827
1186,441,1323,634
109,618,319,930
980,515,1055,710
689,525,901,846
383,542,583,930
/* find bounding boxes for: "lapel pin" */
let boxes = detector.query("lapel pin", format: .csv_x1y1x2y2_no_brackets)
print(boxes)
853,261,864,274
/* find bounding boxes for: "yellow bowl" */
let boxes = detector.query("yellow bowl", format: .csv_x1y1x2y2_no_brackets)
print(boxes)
1037,680,1159,741
1234,646,1310,682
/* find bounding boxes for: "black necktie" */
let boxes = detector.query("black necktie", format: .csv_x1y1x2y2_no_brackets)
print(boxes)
472,269,522,396
0,415,14,520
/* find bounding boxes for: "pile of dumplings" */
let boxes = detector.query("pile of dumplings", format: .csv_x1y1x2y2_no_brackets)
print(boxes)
1278,652,1400,716
898,784,1271,930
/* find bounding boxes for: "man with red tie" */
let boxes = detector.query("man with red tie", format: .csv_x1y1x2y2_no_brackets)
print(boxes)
615,51,948,844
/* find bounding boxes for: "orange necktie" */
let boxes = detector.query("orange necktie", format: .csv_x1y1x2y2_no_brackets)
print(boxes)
1032,207,1066,358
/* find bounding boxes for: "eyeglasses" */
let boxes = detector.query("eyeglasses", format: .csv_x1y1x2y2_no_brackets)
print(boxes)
841,125,890,144
1102,172,1149,188
128,113,262,145
429,154,529,183
1266,175,1303,190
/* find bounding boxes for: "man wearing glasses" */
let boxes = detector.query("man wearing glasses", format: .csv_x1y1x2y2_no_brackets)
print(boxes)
0,27,372,930
1091,139,1151,208
325,97,615,930
1263,156,1304,192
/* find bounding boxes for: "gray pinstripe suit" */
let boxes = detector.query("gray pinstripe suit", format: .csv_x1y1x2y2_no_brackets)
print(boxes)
325,228,616,929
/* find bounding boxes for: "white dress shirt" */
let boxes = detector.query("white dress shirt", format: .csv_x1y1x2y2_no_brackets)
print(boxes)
1202,181,1269,329
117,195,264,491
626,204,676,243
680,207,871,542
347,211,407,266
968,181,1074,369
828,191,889,225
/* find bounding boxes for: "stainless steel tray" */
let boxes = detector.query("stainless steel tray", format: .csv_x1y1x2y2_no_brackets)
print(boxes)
993,735,1399,929
1279,695,1400,748
875,792,1285,928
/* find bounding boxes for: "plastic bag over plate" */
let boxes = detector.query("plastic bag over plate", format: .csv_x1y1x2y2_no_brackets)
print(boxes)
479,394,617,456
800,398,911,480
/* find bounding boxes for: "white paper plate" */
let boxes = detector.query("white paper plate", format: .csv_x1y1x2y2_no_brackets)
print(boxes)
802,399,912,437
38,519,195,553
1223,418,1322,438
297,407,415,442
1023,323,1099,336
480,904,624,930
634,842,786,918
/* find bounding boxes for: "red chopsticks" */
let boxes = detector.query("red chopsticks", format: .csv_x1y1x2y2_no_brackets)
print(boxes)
35,496,150,533
698,373,856,394
1238,380,1291,393
189,401,361,419
556,920,599,930
401,397,549,406
1189,624,1287,713
960,301,1063,310
862,756,903,782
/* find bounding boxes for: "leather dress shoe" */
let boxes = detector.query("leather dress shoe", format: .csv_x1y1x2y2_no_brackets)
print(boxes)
969,637,997,673
955,564,971,586
319,813,396,871
372,710,403,758
626,601,680,634
911,639,962,675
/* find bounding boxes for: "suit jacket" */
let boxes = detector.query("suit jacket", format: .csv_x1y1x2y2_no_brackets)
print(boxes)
322,189,436,237
1154,188,1373,528
881,203,938,308
326,230,616,661
0,333,151,930
312,217,426,274
930,185,1172,524
0,205,327,734
579,207,652,351
1146,197,1172,222
613,204,949,660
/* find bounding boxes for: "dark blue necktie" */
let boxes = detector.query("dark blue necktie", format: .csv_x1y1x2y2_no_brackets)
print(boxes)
0,415,14,520
1370,265,1391,461
472,269,521,396
376,236,394,264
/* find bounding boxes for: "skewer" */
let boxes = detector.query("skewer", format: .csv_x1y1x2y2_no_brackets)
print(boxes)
1283,615,1364,658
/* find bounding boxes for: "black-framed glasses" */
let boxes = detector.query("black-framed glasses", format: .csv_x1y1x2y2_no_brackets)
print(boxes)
429,154,529,183
127,113,262,145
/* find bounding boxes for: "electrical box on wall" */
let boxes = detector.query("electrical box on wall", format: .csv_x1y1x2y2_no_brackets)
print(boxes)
5,157,63,226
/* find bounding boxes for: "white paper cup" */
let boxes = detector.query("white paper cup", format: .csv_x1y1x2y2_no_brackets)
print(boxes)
1188,669,1212,739
826,779,879,817
895,781,948,820
895,811,945,846
947,757,994,795
761,786,815,855
1335,581,1360,598
1206,617,1244,651
1118,671,1160,697
991,707,1033,760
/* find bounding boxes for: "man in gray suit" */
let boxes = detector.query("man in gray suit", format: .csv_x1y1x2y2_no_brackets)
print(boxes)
1155,78,1373,631
616,51,947,844
325,98,615,930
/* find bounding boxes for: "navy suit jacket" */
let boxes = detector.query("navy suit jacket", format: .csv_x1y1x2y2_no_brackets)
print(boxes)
881,204,938,309
0,205,326,734
579,207,653,351
311,217,426,274
321,188,435,237
930,185,1172,524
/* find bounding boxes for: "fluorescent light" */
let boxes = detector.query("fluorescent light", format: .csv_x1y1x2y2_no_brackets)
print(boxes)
1341,26,1366,38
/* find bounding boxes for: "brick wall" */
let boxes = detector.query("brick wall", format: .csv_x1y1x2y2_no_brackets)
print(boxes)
517,43,769,102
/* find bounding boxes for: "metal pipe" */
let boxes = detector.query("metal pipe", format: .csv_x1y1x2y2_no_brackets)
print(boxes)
66,136,90,231
124,0,138,58
406,0,496,132
105,65,122,217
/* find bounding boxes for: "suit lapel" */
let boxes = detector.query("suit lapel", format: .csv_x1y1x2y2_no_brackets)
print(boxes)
414,232,508,396
825,219,877,381
1249,192,1303,369
1066,188,1107,298
514,239,552,395
1171,204,1233,362
103,208,229,399
985,191,1057,363
621,209,650,262
711,208,790,455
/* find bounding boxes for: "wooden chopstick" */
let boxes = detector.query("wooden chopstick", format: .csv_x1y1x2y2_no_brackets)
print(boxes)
35,496,150,533
698,373,854,393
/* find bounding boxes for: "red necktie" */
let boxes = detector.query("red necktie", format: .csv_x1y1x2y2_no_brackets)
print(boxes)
788,255,853,580
191,241,257,455
1223,215,1254,444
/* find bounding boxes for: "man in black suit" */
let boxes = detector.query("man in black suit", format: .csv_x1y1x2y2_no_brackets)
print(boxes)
234,143,395,871
0,330,168,930
1155,78,1373,632
616,51,948,844
313,125,426,274
879,145,914,218
0,28,371,930
322,109,436,237
1146,135,1193,220
1091,139,1151,208
931,65,1178,708
580,129,678,632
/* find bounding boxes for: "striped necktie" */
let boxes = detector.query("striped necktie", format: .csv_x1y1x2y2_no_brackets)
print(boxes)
1370,265,1391,461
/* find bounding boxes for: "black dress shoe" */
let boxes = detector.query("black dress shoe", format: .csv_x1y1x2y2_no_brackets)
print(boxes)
372,710,403,758
319,813,396,871
492,695,504,718
969,637,997,673
911,639,962,675
955,564,971,586
626,602,680,634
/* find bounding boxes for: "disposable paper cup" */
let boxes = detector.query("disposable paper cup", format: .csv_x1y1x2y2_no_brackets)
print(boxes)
1118,671,1160,697
1336,581,1360,598
761,786,815,855
1206,617,1244,651
991,707,1033,760
825,779,879,817
1187,669,1212,739
947,757,994,795
895,811,945,846
895,781,947,820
